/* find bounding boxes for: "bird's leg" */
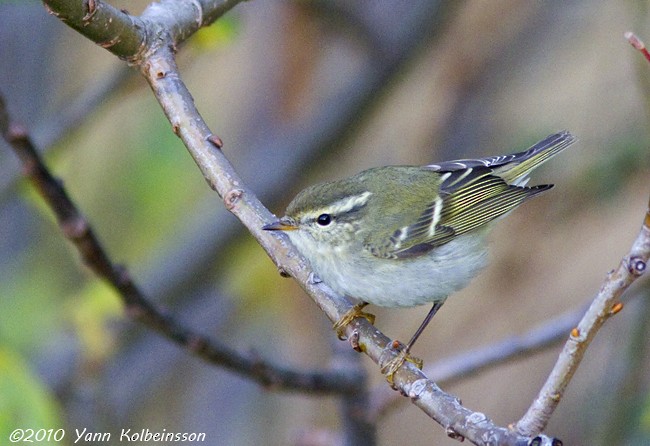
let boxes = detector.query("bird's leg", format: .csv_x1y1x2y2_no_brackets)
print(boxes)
332,301,375,339
381,301,444,384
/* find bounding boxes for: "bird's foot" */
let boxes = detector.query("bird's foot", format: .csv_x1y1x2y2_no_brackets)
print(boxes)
332,302,375,340
380,340,423,385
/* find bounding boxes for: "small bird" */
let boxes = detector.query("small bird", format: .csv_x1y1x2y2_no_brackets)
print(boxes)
264,131,576,381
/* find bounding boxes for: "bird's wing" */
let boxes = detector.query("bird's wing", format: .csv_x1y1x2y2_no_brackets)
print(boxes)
366,167,551,259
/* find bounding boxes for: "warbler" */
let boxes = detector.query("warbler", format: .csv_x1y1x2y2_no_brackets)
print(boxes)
264,131,575,381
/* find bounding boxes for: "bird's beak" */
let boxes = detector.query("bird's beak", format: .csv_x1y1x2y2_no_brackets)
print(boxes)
262,218,298,231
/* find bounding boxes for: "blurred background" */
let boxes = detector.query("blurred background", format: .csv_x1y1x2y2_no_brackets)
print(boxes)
1,0,650,445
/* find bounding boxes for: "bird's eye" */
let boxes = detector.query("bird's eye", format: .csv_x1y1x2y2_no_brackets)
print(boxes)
316,214,332,226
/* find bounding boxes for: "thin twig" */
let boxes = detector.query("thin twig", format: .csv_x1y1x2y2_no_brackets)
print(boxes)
0,94,362,395
625,31,650,63
515,197,650,436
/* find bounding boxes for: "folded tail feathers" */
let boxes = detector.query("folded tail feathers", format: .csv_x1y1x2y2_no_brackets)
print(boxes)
495,131,576,184
426,131,576,186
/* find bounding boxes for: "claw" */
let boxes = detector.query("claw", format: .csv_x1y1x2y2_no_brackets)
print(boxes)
332,302,375,340
379,302,442,383
380,342,423,384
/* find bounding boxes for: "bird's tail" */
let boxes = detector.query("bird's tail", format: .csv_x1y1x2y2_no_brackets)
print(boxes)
496,131,576,186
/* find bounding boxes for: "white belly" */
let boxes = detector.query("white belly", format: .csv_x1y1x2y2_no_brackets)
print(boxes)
299,232,489,308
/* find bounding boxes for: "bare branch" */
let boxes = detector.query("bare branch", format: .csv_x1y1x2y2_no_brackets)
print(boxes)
42,0,247,60
516,197,650,436
43,0,146,59
625,31,650,63
0,94,361,395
